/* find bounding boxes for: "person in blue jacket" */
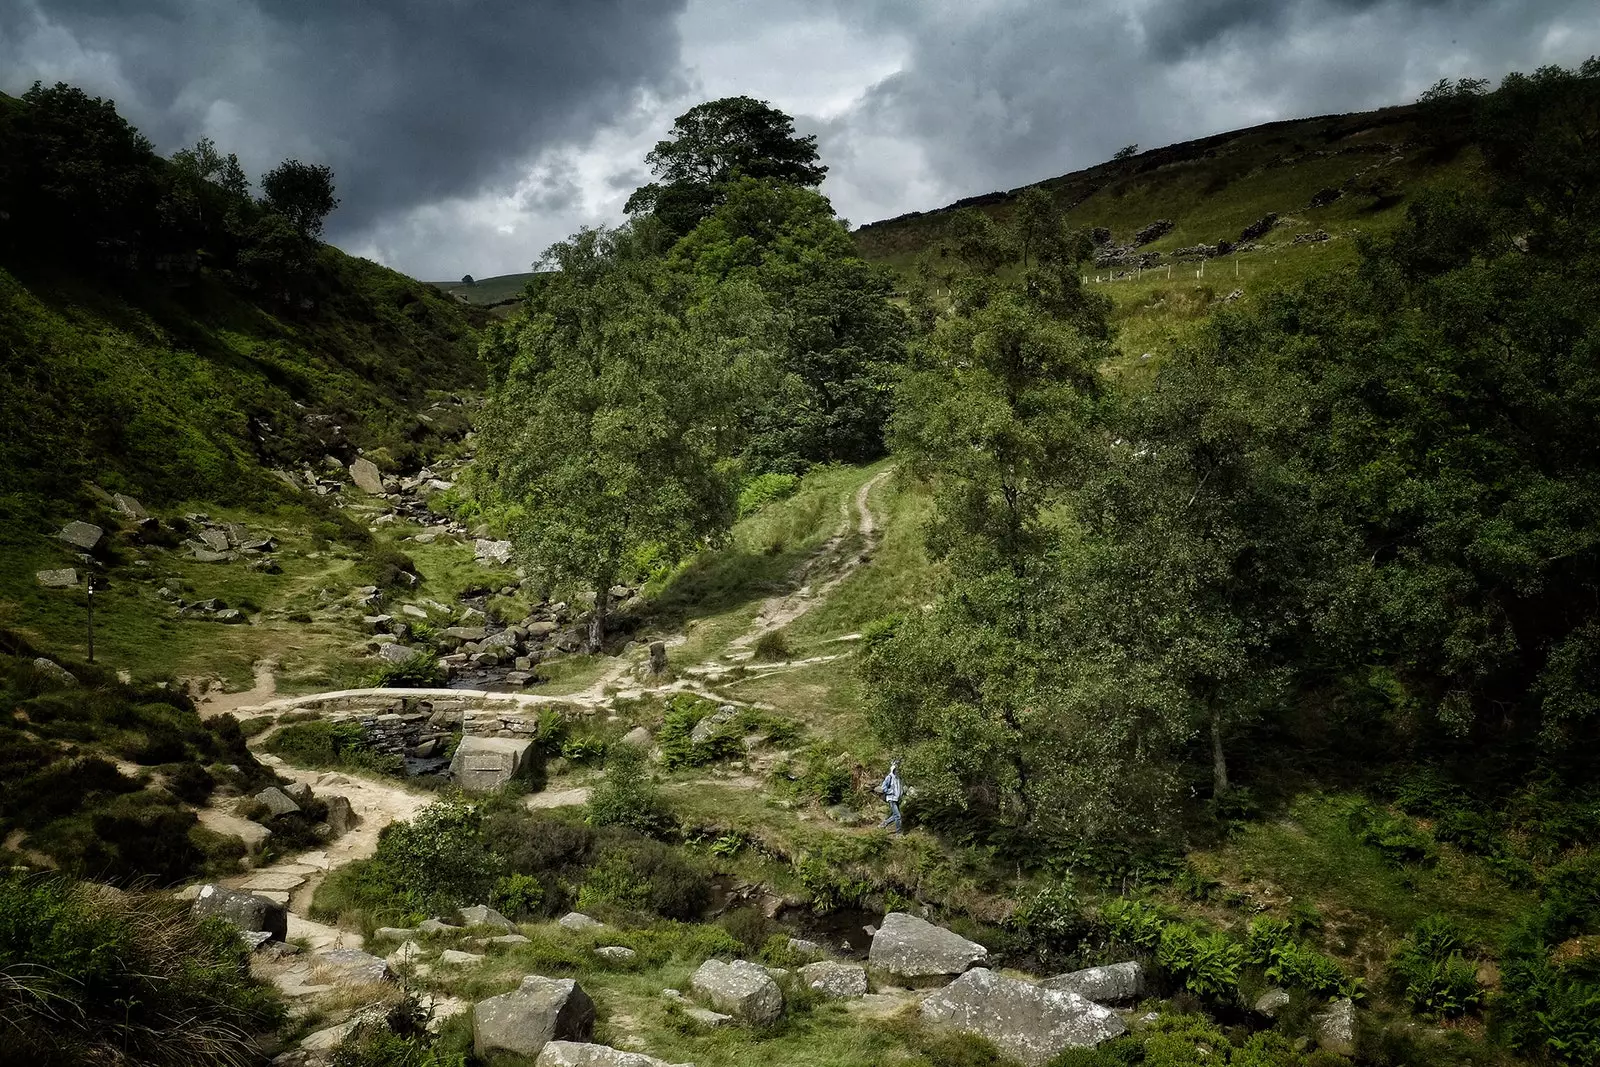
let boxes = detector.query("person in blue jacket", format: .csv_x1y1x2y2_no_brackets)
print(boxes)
877,759,905,834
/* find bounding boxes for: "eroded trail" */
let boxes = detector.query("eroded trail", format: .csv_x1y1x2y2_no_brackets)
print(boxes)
726,467,892,655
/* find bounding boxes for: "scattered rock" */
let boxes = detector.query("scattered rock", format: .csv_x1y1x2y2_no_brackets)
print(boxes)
377,643,422,664
689,959,784,1025
350,457,386,495
619,726,653,748
418,918,459,935
254,786,302,816
451,736,535,793
786,937,823,957
1040,961,1145,1004
475,539,515,566
1255,987,1291,1018
440,949,487,967
31,657,78,686
474,975,596,1061
1238,212,1279,243
559,912,603,932
868,912,988,981
281,782,313,803
58,520,104,551
536,1041,691,1067
459,904,517,931
313,948,392,984
799,960,868,998
325,794,357,837
35,568,78,588
199,528,232,552
191,884,287,941
648,641,668,676
594,946,637,963
1134,218,1174,246
388,941,426,968
489,933,533,946
689,706,737,744
1314,997,1357,1056
1294,229,1332,245
376,927,419,942
921,968,1127,1066
111,492,149,519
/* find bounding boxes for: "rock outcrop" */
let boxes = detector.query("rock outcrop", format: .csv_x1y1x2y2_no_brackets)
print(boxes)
349,457,386,495
191,884,287,941
1040,961,1145,1004
689,959,784,1025
867,912,987,981
920,968,1126,1066
450,735,535,792
474,975,595,1061
459,904,517,931
799,960,868,998
536,1041,692,1067
1315,997,1357,1056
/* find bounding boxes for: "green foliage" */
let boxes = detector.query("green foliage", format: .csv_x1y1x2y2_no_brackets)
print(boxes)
260,158,338,238
655,694,742,770
263,719,406,776
352,798,504,922
1157,922,1244,998
1100,897,1168,949
490,872,544,920
625,95,827,237
585,742,677,837
0,871,281,1064
739,471,801,516
575,836,709,920
1388,916,1483,1019
476,223,746,650
1006,883,1091,966
1343,799,1436,868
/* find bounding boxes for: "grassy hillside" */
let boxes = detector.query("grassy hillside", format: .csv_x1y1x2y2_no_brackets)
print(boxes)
854,101,1481,365
432,270,541,306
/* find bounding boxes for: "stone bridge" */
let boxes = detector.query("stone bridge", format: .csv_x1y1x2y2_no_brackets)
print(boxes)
237,687,601,758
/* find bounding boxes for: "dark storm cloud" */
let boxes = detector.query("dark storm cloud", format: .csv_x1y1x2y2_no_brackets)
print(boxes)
0,0,688,232
815,0,1600,227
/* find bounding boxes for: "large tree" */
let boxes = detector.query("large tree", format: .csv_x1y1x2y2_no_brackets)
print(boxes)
626,96,826,237
477,224,754,651
260,159,338,238
668,178,906,471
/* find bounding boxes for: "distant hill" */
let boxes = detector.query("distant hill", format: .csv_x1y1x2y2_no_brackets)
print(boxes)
853,101,1471,269
431,271,542,310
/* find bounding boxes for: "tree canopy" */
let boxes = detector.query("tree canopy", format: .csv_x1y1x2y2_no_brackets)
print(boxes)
626,96,826,237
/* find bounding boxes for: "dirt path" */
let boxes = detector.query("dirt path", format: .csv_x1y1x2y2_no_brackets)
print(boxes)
195,659,278,717
727,468,892,653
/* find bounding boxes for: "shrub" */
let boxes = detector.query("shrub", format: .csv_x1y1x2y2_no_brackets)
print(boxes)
1389,915,1483,1019
655,695,742,769
490,873,544,920
576,834,709,920
752,628,791,662
587,743,677,837
1156,923,1243,998
352,799,504,921
1246,917,1353,997
738,472,800,517
1344,799,1436,867
368,656,447,689
0,871,282,1064
1008,883,1091,966
265,719,405,776
1101,896,1166,949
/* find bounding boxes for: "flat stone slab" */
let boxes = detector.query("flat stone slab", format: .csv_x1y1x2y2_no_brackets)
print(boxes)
536,1041,694,1067
475,975,595,1061
1040,961,1145,1004
312,948,392,984
58,520,104,550
799,960,868,998
451,735,535,793
921,968,1126,1066
868,912,988,980
238,870,308,892
36,568,79,588
439,949,487,966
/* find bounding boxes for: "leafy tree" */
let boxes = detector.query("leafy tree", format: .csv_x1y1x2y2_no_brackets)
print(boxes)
668,179,907,470
171,136,248,197
1113,143,1139,161
626,96,826,236
260,158,339,238
477,223,751,650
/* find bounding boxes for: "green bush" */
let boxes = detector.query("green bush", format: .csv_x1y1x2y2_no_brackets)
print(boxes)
1246,917,1354,998
334,798,504,923
490,872,544,920
752,628,792,661
368,656,448,689
576,834,709,920
1389,916,1482,1018
1008,883,1091,966
1344,799,1436,867
0,871,282,1064
1156,922,1243,998
265,719,406,776
655,694,743,769
738,471,801,517
587,743,677,837
1101,896,1166,949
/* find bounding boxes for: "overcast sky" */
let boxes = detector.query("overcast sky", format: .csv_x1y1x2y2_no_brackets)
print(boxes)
3,0,1596,280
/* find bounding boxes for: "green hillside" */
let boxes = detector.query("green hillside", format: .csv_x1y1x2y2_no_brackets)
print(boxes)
432,270,541,306
853,100,1480,365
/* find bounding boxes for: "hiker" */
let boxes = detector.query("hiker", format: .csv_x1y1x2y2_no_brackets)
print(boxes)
877,759,905,834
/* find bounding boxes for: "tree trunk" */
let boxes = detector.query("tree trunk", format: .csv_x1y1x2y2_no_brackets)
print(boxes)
586,585,610,653
1210,705,1230,796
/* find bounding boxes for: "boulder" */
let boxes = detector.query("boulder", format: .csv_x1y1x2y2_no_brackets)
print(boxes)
648,641,668,675
689,706,737,744
489,934,533,946
324,795,357,836
254,786,301,816
460,904,517,931
35,568,78,588
191,884,287,941
314,947,392,984
1254,987,1291,1017
440,949,486,966
799,960,867,998
619,726,653,748
1314,997,1357,1057
376,927,419,942
594,946,637,963
211,609,247,624
475,539,515,566
920,968,1126,1066
444,626,489,642
350,457,386,495
536,1041,692,1067
450,736,535,793
418,918,459,935
474,975,595,1061
1040,961,1145,1004
31,657,78,686
191,548,232,563
786,937,823,957
868,912,988,981
689,959,784,1025
199,528,231,552
58,520,104,550
388,940,426,967
558,912,603,932
112,492,149,519
377,643,422,664
282,781,313,803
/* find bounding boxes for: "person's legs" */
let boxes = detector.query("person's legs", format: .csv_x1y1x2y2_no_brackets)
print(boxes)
882,800,902,833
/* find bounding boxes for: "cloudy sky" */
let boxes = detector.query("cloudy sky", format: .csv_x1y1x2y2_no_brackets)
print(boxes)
3,0,1596,280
